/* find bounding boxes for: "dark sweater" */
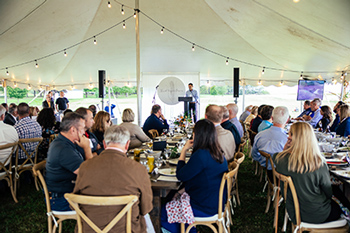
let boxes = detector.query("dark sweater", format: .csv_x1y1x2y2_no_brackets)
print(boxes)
273,154,332,224
142,114,169,137
336,117,350,137
330,114,340,132
177,149,228,215
221,120,241,150
251,116,263,133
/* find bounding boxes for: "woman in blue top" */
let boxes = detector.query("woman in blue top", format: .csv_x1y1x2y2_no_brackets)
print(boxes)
336,105,350,137
316,105,332,132
161,119,228,233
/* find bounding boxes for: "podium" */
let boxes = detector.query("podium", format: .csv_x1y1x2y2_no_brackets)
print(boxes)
178,97,193,116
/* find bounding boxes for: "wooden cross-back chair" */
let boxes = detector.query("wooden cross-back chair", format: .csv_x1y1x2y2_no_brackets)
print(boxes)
64,193,138,233
148,129,159,139
232,152,245,206
181,161,239,233
0,142,18,203
238,140,247,153
273,171,349,233
14,137,43,194
33,161,77,233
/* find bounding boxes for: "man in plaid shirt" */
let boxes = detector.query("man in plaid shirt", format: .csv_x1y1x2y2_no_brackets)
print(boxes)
14,103,42,162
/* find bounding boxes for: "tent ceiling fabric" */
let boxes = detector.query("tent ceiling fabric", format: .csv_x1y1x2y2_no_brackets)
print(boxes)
0,0,349,88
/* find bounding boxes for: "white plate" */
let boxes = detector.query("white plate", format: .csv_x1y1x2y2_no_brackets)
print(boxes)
334,170,350,179
168,158,189,165
158,168,177,176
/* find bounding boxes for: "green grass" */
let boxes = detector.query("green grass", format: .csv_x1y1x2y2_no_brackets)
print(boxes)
0,149,291,232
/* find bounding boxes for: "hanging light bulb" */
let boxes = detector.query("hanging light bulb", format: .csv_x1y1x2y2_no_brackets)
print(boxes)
122,20,126,29
341,71,344,80
28,84,31,89
192,44,195,51
6,67,9,76
299,72,303,79
107,80,110,86
14,81,17,87
160,27,164,34
107,1,111,8
133,10,137,18
35,60,39,68
121,5,125,15
71,85,75,89
258,80,262,85
93,36,97,45
64,50,67,57
332,77,337,85
89,83,93,88
226,57,229,65
53,85,56,89
280,80,284,85
262,67,265,75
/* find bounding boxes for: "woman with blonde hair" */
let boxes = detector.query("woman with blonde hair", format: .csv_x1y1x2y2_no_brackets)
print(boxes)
336,104,350,137
120,108,151,149
244,105,258,125
274,122,349,224
91,111,111,144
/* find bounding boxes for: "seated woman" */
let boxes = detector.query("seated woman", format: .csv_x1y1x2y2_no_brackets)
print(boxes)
91,111,111,145
316,105,332,132
257,105,274,132
36,108,60,158
244,105,258,125
161,119,228,232
274,122,348,224
336,104,350,137
120,108,151,149
29,106,38,120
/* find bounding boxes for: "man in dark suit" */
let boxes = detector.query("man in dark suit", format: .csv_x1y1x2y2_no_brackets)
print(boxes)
42,94,55,111
4,103,18,126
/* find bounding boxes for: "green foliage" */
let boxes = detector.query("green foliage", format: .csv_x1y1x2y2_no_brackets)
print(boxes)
239,85,269,95
200,85,209,94
210,85,218,95
217,86,228,95
7,86,28,99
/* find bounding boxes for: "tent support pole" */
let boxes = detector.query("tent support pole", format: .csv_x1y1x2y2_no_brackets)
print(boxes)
135,0,141,126
108,86,111,116
29,90,45,104
242,83,245,111
3,80,7,103
340,77,345,101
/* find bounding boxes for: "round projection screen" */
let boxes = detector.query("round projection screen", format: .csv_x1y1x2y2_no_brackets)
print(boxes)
157,77,186,105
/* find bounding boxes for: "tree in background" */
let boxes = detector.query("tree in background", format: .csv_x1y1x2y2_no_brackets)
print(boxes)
210,86,218,95
200,85,209,94
217,86,228,95
7,87,28,101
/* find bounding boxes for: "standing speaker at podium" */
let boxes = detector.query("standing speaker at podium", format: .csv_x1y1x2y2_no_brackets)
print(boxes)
185,83,199,122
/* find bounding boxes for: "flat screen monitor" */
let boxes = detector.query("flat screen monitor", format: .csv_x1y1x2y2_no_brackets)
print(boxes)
297,80,325,101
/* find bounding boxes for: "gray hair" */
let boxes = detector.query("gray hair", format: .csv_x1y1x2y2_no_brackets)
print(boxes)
227,103,239,115
221,106,229,119
0,105,5,118
104,125,130,145
9,103,17,114
272,106,289,125
312,98,322,106
245,105,253,111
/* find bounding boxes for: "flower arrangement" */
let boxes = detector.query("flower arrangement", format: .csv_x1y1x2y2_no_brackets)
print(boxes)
174,113,192,127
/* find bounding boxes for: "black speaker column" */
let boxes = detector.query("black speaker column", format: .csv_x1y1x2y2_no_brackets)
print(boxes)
98,70,106,98
233,68,239,98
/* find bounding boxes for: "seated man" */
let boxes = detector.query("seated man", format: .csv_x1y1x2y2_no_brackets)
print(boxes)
221,106,241,151
45,112,93,211
206,104,235,161
303,98,323,128
14,103,42,163
75,107,102,156
4,103,18,126
73,125,153,232
250,104,266,133
295,100,311,119
227,103,244,138
251,106,289,181
330,101,345,132
239,105,253,122
142,104,169,137
0,105,18,166
257,105,274,132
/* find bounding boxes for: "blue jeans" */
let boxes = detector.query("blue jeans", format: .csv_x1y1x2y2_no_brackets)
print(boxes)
161,205,211,233
50,195,71,211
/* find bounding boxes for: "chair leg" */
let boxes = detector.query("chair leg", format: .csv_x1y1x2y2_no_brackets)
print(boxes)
265,186,271,213
34,176,39,191
259,167,263,182
235,183,241,206
48,217,53,233
180,223,185,233
58,222,62,233
8,175,18,203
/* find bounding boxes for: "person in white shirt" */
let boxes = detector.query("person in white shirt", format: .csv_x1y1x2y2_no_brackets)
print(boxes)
0,105,19,166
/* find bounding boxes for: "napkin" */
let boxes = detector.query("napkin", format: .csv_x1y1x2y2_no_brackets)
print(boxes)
157,175,179,182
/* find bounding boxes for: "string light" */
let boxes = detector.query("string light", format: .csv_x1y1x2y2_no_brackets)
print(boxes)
64,49,67,57
226,57,229,65
160,27,164,34
35,60,39,68
122,21,126,29
299,72,303,79
107,1,111,8
89,83,93,88
14,81,17,87
6,67,9,76
28,84,31,89
192,44,195,51
341,71,344,80
280,80,284,85
332,77,337,85
107,80,111,86
262,67,265,75
71,85,75,89
258,80,262,85
93,36,97,45
121,5,125,15
53,85,55,89
133,10,137,18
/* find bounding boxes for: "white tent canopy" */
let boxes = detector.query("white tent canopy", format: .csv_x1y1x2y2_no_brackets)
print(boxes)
0,0,349,89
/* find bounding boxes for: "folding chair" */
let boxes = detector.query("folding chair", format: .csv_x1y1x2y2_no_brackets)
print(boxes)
181,161,239,233
13,137,43,195
0,142,18,203
33,161,76,233
274,171,349,233
65,193,138,233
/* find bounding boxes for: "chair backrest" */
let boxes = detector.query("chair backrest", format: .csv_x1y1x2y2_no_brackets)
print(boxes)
259,150,277,185
64,193,138,233
33,160,52,214
234,152,245,165
247,129,257,146
274,171,301,229
49,134,58,144
15,137,43,167
218,161,239,218
148,129,159,139
238,140,247,153
0,142,18,172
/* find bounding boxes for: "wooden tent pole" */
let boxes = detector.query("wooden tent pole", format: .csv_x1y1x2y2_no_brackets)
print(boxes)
135,0,141,126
